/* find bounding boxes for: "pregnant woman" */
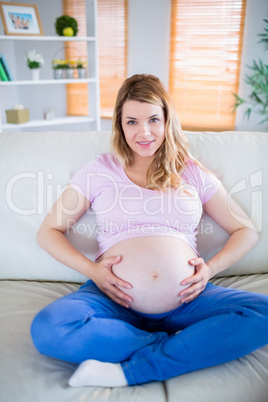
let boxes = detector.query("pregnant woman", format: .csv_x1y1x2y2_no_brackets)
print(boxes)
31,74,268,387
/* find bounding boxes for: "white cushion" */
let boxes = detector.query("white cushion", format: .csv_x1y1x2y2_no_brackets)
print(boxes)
0,131,267,281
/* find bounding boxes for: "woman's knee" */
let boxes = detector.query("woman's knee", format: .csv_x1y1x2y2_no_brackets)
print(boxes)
31,306,58,355
232,292,268,336
30,294,109,357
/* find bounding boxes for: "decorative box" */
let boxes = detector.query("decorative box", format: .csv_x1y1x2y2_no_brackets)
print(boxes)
6,108,30,124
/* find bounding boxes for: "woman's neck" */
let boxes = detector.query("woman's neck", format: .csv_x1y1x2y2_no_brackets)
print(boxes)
124,157,153,188
131,154,154,173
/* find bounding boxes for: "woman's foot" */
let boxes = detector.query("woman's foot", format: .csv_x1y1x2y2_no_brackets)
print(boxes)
68,359,128,388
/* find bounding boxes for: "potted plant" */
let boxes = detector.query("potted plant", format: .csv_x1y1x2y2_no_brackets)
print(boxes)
52,59,69,79
26,49,44,80
55,15,78,37
65,60,76,79
233,19,268,126
76,59,87,78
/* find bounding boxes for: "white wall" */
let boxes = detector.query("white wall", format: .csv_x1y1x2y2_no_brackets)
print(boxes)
127,0,171,87
235,0,268,131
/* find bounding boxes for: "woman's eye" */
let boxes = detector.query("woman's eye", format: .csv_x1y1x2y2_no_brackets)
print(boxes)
150,118,159,123
127,120,136,125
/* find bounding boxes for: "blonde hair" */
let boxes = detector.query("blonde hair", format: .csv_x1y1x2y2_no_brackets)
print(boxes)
111,74,196,190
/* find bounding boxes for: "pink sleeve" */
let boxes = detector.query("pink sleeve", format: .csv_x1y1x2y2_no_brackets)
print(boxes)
182,160,222,204
69,158,99,203
199,168,221,204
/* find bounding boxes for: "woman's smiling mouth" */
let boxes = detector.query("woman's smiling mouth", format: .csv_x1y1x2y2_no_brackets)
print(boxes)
137,140,154,148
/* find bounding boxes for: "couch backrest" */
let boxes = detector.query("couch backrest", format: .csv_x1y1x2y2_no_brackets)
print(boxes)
0,131,267,281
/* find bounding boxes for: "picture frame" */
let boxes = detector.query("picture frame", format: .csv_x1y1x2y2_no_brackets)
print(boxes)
0,2,43,36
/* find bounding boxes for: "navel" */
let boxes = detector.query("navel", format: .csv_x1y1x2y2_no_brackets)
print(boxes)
152,271,159,280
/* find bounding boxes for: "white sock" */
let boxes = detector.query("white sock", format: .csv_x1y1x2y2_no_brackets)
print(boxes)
68,359,128,388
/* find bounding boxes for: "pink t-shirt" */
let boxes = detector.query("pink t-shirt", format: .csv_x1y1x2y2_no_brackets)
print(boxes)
70,153,221,260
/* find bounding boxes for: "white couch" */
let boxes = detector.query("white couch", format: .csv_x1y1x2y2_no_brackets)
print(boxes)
0,130,268,402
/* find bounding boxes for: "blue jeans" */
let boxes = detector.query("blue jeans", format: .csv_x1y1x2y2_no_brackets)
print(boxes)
31,280,268,385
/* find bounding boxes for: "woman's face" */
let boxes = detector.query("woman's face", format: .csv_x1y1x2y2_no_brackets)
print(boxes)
121,100,165,163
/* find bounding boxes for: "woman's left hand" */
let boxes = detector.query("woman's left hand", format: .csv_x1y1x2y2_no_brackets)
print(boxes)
179,258,212,303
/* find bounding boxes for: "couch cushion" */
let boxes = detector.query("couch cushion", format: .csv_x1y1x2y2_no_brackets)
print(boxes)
0,131,267,281
0,280,166,402
186,131,268,277
0,279,267,402
165,346,268,402
0,132,108,282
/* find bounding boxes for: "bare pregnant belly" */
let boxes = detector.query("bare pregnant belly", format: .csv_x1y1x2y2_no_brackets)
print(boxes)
99,236,198,314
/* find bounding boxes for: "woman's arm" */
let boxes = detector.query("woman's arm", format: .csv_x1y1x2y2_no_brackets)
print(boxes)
202,185,259,276
37,184,133,307
37,184,94,276
179,185,259,303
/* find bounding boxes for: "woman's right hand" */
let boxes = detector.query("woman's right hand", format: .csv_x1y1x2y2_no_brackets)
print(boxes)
91,256,133,308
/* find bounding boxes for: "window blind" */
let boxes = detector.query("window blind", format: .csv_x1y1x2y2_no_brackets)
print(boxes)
63,0,88,116
98,0,128,118
169,0,246,131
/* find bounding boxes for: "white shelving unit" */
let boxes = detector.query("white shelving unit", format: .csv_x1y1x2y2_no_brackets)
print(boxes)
0,35,95,41
0,78,96,85
0,0,100,133
3,116,95,129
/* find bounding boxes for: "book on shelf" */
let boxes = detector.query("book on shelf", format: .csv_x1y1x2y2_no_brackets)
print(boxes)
0,59,9,81
0,53,14,81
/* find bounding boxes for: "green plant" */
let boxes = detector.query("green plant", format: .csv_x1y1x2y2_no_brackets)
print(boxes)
68,60,77,68
76,59,87,69
55,15,78,36
233,19,268,125
26,50,44,69
52,59,70,69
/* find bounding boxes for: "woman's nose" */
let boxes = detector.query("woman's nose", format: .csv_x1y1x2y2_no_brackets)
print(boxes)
139,123,150,136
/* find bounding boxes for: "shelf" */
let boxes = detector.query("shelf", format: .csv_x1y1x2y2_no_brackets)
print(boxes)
2,116,95,130
0,78,96,86
0,35,95,41
0,0,100,132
